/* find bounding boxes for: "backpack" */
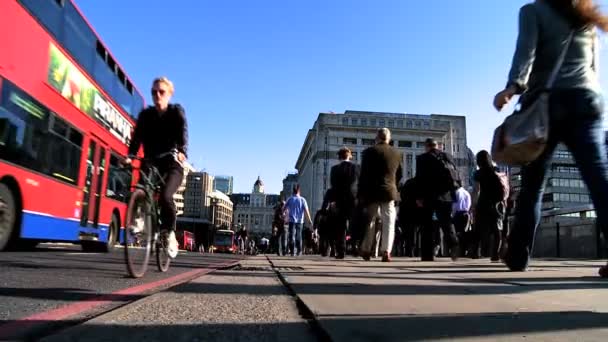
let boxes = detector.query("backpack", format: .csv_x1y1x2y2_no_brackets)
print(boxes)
486,170,510,203
432,152,461,198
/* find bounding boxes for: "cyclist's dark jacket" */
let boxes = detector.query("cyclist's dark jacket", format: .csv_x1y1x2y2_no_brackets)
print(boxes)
128,104,188,158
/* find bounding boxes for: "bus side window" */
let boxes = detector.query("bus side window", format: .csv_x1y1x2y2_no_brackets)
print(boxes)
106,152,131,203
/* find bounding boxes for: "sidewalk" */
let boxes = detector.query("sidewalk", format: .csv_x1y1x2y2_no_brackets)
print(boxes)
41,256,608,341
269,256,608,341
41,257,317,342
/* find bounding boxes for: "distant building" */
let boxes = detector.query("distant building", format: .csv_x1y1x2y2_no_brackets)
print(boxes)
214,175,234,195
175,160,195,216
209,190,233,229
183,171,214,220
281,173,298,201
295,110,472,214
509,144,591,212
231,177,280,236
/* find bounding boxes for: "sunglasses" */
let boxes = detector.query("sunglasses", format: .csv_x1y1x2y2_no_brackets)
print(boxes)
151,89,167,95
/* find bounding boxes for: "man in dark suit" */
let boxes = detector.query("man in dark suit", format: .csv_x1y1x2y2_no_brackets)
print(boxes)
323,147,359,259
415,138,460,261
358,128,403,262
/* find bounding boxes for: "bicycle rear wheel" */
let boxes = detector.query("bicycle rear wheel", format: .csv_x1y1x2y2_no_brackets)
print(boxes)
124,189,152,278
156,231,171,272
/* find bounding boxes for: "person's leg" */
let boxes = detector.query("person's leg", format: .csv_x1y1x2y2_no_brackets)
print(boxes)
380,201,396,258
419,204,435,261
335,210,347,258
159,166,184,231
559,90,608,276
436,201,459,260
490,203,505,261
360,203,380,259
296,223,303,256
505,109,559,271
289,223,296,256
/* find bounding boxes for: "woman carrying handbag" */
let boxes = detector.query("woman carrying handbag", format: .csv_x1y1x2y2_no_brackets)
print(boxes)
493,0,608,277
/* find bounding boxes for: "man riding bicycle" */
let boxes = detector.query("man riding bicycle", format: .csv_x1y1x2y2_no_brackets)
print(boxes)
124,76,188,259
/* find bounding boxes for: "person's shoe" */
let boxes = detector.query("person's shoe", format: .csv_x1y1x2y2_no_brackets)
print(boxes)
167,231,179,259
382,251,391,262
336,254,345,260
504,245,530,272
360,252,371,261
598,263,608,278
450,245,460,262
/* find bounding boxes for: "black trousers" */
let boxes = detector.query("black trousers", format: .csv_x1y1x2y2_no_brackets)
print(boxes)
157,162,184,231
473,202,505,260
321,205,350,258
420,200,459,261
453,211,470,256
398,210,419,257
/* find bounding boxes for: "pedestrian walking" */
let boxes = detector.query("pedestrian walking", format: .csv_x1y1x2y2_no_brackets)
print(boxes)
322,147,359,259
471,151,509,261
452,181,472,257
283,184,313,257
358,128,403,262
399,178,421,257
494,0,608,277
273,201,287,256
414,138,460,261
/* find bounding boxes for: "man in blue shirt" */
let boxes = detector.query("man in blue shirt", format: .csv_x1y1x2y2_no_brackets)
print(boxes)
283,184,313,256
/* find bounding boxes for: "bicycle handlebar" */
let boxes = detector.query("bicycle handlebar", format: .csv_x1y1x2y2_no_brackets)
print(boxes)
123,149,183,168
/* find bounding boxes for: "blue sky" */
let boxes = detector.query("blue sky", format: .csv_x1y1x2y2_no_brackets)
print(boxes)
78,0,608,194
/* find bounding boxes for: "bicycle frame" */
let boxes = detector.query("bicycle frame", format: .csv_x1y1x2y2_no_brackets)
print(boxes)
131,164,165,239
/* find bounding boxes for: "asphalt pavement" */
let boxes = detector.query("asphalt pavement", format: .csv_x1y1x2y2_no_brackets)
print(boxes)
0,243,241,340
42,257,317,342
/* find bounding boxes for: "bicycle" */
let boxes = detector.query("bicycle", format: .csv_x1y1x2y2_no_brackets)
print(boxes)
123,149,179,278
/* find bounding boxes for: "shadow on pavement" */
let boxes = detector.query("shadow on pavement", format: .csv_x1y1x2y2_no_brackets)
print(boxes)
167,275,608,296
0,287,144,302
3,311,607,342
319,311,608,341
16,320,318,342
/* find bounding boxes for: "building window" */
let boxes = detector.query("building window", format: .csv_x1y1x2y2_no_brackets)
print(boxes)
379,119,385,127
351,118,358,125
397,120,404,128
406,121,413,128
370,119,377,126
343,137,357,145
361,118,367,126
415,121,422,128
362,139,375,146
351,152,358,160
416,141,426,149
342,117,349,125
388,120,394,127
424,121,430,129
398,141,412,148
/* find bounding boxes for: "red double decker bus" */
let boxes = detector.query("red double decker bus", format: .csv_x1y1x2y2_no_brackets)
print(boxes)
0,0,145,251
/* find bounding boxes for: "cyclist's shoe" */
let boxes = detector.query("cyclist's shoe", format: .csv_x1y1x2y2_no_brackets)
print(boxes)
130,217,145,234
167,231,179,259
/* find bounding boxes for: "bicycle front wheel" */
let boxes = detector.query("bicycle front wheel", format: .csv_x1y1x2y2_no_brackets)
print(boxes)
124,189,152,278
156,231,171,272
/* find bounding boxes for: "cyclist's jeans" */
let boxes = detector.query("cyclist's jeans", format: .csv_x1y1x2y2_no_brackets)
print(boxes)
511,89,608,253
289,223,303,256
159,163,184,232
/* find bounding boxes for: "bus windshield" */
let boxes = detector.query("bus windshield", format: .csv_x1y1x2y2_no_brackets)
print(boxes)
214,234,233,246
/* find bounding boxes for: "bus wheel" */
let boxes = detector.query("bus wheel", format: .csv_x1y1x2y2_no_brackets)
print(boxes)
102,213,120,253
0,184,17,251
